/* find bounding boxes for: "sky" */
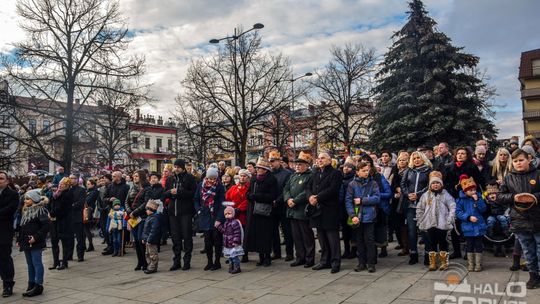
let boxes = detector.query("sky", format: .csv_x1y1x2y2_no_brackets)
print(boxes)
1,0,539,140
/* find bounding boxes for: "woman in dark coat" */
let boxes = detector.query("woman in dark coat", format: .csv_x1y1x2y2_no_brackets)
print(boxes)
443,147,485,259
125,170,151,271
389,152,410,256
84,179,99,252
48,177,73,270
245,158,279,267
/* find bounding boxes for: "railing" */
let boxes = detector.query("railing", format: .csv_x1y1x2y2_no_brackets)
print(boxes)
522,88,540,99
523,110,540,119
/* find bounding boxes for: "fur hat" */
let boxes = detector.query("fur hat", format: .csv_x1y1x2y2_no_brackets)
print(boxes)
459,174,477,192
255,156,272,171
294,151,312,164
268,150,281,161
486,184,499,195
206,167,219,179
25,189,42,203
238,169,251,178
429,171,444,187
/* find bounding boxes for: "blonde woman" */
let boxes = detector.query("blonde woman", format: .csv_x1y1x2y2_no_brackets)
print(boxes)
390,153,411,256
491,148,512,185
400,151,432,265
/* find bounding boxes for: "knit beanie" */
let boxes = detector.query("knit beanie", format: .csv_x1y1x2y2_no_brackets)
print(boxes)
173,159,186,169
475,145,487,154
238,169,251,178
25,189,42,203
521,145,536,157
112,198,121,207
429,171,443,187
206,167,219,179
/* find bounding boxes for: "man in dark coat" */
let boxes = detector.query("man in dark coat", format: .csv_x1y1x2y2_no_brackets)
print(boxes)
68,174,87,262
163,159,197,271
269,150,293,261
0,171,18,297
102,171,130,255
305,153,343,273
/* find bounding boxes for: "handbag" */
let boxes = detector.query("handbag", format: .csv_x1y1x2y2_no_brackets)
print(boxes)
83,204,93,224
253,201,272,217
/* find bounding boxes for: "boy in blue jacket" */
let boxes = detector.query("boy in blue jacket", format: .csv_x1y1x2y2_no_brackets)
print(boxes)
142,200,161,274
456,175,487,272
345,162,380,273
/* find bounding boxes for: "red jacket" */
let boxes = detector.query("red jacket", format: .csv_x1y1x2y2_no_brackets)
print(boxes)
225,183,249,225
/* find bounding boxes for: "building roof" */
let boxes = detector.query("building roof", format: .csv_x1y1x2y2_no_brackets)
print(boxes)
519,48,540,79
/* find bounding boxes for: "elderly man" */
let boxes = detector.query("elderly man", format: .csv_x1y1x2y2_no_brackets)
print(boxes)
284,152,315,267
68,174,87,262
0,171,18,297
163,159,197,271
269,151,293,261
306,153,342,273
434,142,452,170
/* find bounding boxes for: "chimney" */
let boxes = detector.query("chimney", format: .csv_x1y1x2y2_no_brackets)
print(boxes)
97,100,103,106
135,108,140,121
157,116,163,126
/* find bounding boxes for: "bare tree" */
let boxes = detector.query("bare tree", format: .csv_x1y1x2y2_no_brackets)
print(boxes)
310,44,376,154
182,30,291,165
1,0,145,173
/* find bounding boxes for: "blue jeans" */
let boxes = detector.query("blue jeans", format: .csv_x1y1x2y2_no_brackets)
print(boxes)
111,230,122,254
131,219,145,241
406,208,418,253
486,215,509,230
229,256,240,266
24,249,44,285
515,231,540,273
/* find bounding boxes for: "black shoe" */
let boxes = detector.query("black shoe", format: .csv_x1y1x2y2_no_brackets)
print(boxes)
200,249,207,254
77,258,84,262
112,252,118,257
144,269,157,274
312,264,330,271
341,251,351,259
367,264,376,273
271,254,282,260
394,245,402,250
354,264,367,272
331,266,340,274
161,240,167,246
408,253,419,265
25,282,35,292
263,259,271,267
304,262,315,268
527,272,540,289
449,251,462,259
290,260,305,267
182,264,191,271
347,252,357,259
57,262,68,270
48,264,59,270
241,255,249,263
2,284,13,298
23,284,43,297
86,245,95,252
169,263,181,271
204,263,213,271
211,262,222,271
423,253,429,266
134,265,142,271
102,249,113,256
285,255,294,262
379,247,388,258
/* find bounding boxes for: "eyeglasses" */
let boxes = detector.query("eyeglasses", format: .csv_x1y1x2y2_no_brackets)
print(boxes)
146,207,156,212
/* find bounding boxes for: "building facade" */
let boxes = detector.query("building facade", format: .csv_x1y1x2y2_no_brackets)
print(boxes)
519,48,540,137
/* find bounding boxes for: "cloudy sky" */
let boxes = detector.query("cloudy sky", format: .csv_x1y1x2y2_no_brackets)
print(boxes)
1,0,539,139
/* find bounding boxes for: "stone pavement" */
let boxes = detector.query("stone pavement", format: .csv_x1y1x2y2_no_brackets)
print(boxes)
6,236,540,304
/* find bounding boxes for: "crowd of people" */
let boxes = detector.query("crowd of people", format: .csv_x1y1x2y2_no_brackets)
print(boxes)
2,135,540,299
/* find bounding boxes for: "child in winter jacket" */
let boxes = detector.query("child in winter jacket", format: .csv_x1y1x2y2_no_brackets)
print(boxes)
142,200,161,274
345,162,380,273
217,206,244,274
17,189,50,297
456,175,487,272
107,199,125,257
485,183,509,257
416,171,456,271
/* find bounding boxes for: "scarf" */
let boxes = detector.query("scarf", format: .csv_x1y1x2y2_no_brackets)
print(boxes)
256,172,267,182
21,201,49,226
455,161,463,168
201,178,217,216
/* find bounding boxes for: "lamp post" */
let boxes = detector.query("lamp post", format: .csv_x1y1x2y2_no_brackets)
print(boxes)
209,23,264,164
275,72,312,153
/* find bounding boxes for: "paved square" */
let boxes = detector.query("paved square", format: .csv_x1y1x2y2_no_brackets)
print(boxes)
7,237,539,303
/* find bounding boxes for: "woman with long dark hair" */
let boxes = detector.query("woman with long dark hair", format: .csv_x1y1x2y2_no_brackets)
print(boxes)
126,170,151,271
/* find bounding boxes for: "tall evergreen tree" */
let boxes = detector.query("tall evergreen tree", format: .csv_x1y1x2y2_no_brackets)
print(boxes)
370,0,497,151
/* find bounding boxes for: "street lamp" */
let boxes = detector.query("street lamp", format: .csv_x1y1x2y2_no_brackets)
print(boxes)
209,23,264,164
274,72,313,153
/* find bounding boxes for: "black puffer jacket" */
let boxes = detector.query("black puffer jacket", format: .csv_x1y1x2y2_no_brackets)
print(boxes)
497,167,540,232
400,165,432,209
17,198,50,251
163,172,197,217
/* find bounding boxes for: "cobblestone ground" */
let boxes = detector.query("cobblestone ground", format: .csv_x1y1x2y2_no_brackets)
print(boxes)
6,235,539,304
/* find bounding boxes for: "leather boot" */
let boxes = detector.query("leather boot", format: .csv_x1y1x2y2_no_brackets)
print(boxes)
23,284,43,297
439,251,449,271
408,253,418,265
211,249,221,270
474,253,482,272
428,251,437,271
467,253,475,271
204,250,213,271
398,226,409,256
527,272,540,289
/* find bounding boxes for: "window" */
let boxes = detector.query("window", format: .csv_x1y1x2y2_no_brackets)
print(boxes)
145,137,150,149
156,138,162,148
533,59,540,76
43,120,50,133
131,137,138,148
29,119,37,134
168,139,173,150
